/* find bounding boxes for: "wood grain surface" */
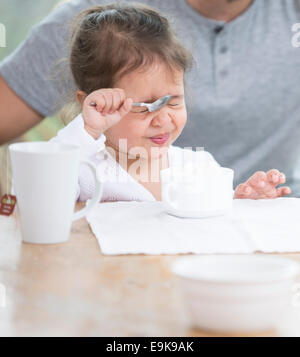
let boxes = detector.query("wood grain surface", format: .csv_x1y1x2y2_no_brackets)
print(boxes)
0,202,299,337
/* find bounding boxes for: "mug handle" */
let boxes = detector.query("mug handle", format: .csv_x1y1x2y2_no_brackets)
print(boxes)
72,159,103,221
165,183,179,210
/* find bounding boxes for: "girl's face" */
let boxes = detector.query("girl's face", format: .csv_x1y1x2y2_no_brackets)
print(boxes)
104,61,187,160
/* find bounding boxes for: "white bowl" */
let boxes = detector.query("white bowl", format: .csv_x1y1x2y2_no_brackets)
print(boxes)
171,255,299,333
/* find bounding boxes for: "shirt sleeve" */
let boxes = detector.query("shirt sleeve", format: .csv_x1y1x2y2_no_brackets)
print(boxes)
49,113,106,157
49,113,106,201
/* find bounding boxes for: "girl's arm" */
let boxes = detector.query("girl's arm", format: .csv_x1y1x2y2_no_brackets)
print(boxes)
50,89,133,202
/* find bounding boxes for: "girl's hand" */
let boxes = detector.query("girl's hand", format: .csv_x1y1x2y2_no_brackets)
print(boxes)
234,169,291,199
82,88,133,139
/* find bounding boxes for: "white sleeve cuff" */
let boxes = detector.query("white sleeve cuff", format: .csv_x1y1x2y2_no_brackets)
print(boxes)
50,113,106,158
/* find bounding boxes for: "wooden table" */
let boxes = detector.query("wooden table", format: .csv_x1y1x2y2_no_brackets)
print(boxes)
0,202,299,337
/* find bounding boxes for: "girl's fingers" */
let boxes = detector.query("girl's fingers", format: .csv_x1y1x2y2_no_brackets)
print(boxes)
110,91,122,114
118,98,133,117
278,172,286,184
116,88,126,103
114,89,127,112
87,88,128,115
103,90,113,114
247,171,267,189
236,170,290,200
234,183,252,198
126,98,134,111
276,186,291,197
266,169,281,185
108,89,127,114
88,95,106,111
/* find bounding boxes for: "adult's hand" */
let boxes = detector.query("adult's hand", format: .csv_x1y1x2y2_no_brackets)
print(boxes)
0,75,43,144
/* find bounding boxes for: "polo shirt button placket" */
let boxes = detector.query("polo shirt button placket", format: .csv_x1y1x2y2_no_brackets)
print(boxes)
214,26,230,99
219,69,228,77
214,26,224,35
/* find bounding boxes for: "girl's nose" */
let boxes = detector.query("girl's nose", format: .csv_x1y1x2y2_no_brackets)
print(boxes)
150,109,172,127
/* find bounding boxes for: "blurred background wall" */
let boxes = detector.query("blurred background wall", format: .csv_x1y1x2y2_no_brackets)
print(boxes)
0,0,67,195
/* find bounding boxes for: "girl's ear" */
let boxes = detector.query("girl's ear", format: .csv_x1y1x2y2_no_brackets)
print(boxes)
76,90,87,107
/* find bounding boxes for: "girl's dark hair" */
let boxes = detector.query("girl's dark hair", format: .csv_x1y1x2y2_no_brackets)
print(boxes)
69,2,194,94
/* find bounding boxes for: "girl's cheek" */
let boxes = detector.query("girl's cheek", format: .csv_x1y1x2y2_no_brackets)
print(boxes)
174,109,187,129
105,119,147,149
109,119,138,138
126,119,148,137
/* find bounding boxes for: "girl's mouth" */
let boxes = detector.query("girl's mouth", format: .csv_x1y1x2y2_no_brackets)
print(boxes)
149,133,170,145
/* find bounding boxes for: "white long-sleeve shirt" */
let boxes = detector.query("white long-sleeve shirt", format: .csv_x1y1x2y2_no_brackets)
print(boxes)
50,114,218,202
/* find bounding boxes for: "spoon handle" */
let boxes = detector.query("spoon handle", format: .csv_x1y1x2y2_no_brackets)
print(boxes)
90,101,142,107
131,102,146,107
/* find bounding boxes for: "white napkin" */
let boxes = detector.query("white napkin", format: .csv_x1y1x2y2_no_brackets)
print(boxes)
86,198,300,255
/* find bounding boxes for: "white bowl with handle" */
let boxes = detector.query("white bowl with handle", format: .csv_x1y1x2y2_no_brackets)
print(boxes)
171,254,299,333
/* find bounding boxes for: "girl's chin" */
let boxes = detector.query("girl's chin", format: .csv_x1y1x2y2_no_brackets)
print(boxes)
148,145,169,159
127,145,169,160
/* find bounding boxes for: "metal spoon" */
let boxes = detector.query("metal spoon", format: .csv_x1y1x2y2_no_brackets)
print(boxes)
89,94,173,113
131,95,173,112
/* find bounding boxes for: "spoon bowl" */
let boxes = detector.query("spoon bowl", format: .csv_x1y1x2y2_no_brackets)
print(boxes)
139,95,173,112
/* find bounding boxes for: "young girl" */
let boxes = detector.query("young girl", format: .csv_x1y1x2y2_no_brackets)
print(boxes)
51,3,291,202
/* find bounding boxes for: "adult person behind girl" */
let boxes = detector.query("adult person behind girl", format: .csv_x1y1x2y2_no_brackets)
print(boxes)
1,0,300,195
49,3,290,202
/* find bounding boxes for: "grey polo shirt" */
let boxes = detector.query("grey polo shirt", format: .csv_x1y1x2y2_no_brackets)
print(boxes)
1,0,300,194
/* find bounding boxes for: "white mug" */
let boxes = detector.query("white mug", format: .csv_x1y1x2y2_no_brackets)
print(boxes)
9,142,103,244
160,163,234,218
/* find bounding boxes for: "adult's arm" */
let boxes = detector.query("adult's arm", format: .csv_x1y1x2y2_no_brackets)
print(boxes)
0,0,157,145
0,0,101,144
0,75,43,144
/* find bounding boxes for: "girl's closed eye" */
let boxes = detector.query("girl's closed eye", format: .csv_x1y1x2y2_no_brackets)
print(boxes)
130,106,148,114
168,103,181,107
167,96,184,108
130,104,181,114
